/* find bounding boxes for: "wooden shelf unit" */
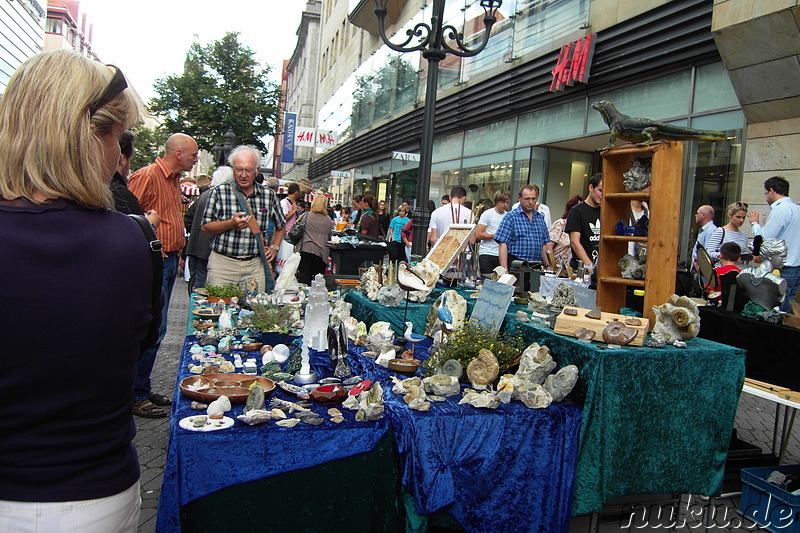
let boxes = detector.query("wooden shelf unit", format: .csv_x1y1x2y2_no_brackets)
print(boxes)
597,142,683,324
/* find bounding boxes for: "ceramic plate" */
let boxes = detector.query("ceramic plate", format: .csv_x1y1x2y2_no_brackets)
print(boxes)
179,415,234,432
180,374,276,404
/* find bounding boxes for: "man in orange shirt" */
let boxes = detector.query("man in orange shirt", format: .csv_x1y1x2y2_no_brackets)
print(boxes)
128,133,199,417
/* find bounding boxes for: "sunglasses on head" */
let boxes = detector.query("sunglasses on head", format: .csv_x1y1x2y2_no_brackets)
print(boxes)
734,201,748,209
89,65,127,116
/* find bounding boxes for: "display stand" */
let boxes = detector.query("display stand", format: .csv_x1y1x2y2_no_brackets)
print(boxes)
597,142,683,323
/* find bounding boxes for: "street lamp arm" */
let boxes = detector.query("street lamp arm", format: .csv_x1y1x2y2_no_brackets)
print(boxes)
440,15,497,57
375,6,431,53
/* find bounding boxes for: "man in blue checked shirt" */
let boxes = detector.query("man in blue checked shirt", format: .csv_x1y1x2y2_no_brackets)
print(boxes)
495,185,554,273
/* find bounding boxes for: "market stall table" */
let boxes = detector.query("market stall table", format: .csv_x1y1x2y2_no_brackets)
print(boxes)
698,306,800,391
347,290,747,515
328,242,387,275
156,336,402,533
349,341,583,533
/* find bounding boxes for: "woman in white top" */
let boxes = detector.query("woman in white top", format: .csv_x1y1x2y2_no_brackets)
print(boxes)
706,201,752,266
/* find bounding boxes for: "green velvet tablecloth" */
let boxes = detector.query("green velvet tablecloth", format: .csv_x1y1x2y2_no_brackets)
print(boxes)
346,290,747,515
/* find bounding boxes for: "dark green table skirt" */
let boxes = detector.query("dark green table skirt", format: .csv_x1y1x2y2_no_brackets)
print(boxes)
180,431,404,533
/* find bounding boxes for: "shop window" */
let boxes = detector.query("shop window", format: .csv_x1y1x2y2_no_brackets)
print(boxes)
463,118,516,157
433,132,464,162
462,151,514,214
679,128,744,265
693,62,739,114
517,99,585,146
431,162,463,208
587,70,692,133
545,148,592,222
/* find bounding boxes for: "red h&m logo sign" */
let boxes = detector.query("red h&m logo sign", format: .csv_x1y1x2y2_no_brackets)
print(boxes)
550,33,595,92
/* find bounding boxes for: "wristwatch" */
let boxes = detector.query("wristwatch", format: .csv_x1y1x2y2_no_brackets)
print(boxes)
269,244,280,251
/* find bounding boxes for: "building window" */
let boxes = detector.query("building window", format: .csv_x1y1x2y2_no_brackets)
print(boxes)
45,17,63,34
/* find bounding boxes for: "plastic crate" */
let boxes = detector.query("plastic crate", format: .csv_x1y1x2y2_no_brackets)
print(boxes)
740,464,800,532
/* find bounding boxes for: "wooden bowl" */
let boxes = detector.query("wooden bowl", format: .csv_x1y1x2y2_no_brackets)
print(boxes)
310,384,347,404
242,342,263,352
388,358,421,374
180,373,275,404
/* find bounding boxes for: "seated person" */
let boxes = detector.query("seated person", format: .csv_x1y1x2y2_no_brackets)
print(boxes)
737,238,788,312
708,241,741,302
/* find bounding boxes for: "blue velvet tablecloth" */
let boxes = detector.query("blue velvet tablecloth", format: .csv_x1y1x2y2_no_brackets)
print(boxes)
156,336,390,533
347,290,747,516
350,342,583,533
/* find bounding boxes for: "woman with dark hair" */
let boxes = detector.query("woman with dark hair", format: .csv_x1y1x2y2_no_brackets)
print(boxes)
549,195,583,267
358,194,380,238
297,194,335,284
0,50,156,531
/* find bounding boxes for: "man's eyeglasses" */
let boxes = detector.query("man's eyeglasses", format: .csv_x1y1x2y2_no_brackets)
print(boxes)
89,65,127,116
233,167,256,174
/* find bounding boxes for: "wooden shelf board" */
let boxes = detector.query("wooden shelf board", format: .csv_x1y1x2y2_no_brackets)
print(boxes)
599,276,646,287
600,144,660,157
603,235,648,242
605,192,651,200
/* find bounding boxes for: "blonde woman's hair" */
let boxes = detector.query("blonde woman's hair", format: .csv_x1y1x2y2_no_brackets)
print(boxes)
0,50,139,209
310,193,328,214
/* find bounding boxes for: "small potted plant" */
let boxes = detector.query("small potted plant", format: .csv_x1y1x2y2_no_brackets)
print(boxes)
422,321,523,379
251,302,293,346
205,283,242,304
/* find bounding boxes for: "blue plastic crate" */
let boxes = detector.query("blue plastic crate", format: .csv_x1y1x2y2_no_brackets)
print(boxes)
740,464,800,532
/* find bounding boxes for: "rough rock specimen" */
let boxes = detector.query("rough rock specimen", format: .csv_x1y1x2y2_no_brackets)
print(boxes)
543,365,578,402
551,283,579,309
516,343,556,385
459,389,501,409
423,374,460,397
330,300,352,326
245,384,265,412
515,310,530,323
515,383,553,409
376,284,404,307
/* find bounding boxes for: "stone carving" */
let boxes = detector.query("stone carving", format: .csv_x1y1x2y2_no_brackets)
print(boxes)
466,349,500,389
425,290,467,336
551,283,579,309
623,158,652,192
651,294,701,342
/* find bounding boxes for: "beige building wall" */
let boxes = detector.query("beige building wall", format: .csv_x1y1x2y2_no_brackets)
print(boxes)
712,0,800,217
589,0,672,32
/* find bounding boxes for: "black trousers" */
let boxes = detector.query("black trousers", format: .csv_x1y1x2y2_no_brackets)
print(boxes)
298,251,326,285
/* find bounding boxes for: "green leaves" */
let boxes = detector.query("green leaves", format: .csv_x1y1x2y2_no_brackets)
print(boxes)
148,32,281,152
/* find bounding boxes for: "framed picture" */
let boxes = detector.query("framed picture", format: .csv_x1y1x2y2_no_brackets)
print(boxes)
425,224,476,273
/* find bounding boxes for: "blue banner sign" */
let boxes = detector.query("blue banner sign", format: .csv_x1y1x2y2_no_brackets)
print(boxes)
282,112,296,164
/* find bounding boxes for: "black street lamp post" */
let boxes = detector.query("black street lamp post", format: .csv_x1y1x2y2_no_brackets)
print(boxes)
374,0,502,257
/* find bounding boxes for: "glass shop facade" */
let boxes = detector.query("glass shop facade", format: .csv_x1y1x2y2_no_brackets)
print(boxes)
310,0,742,265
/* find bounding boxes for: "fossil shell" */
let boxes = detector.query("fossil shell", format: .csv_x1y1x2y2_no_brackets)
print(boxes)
602,321,639,345
624,317,642,326
466,349,500,389
574,327,596,340
672,307,691,328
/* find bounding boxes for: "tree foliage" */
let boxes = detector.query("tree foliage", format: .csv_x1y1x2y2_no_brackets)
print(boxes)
149,32,281,152
130,123,167,173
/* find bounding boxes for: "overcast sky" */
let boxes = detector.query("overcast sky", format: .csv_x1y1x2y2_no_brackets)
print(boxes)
78,0,307,104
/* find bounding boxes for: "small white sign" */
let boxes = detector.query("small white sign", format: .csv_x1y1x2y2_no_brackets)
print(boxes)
392,151,420,162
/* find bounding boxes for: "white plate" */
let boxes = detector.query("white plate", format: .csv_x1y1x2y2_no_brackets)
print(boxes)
178,415,234,432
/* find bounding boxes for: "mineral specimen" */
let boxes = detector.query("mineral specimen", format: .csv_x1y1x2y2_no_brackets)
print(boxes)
543,365,578,402
466,349,500,390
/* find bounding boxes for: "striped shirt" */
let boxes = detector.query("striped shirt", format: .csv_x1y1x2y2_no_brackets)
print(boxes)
128,158,185,252
705,227,751,265
202,180,285,257
493,206,551,262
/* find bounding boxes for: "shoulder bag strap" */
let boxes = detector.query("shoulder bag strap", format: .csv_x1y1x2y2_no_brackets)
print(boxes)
230,183,273,282
128,214,163,310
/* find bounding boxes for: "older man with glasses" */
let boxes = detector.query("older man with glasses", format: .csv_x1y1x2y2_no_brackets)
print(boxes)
201,146,286,293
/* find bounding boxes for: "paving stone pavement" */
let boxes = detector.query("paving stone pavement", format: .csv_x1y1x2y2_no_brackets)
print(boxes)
134,278,800,532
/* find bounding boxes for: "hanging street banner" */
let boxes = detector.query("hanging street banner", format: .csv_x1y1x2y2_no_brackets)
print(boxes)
282,112,297,164
316,129,338,150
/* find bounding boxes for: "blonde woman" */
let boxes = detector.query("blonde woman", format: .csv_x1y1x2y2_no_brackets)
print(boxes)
0,51,155,532
297,193,335,284
706,201,753,266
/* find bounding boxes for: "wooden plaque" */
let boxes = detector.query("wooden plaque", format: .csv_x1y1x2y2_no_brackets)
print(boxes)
553,306,649,346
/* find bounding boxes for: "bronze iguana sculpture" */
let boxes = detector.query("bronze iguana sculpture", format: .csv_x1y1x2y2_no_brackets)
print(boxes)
592,100,727,151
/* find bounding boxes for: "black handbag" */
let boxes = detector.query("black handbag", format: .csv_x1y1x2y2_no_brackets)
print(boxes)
285,212,308,245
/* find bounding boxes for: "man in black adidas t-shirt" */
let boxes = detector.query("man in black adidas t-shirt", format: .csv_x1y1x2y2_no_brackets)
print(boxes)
566,172,603,270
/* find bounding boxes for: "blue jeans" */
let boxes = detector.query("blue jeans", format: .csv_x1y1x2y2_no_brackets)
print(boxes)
190,256,208,292
134,253,178,402
781,266,800,313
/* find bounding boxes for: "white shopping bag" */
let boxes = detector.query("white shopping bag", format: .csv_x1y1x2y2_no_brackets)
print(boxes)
274,239,294,275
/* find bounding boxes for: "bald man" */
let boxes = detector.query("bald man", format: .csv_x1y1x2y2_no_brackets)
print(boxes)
692,204,717,269
128,133,199,417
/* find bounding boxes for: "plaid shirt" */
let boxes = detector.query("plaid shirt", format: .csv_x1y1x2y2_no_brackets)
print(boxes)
202,180,285,257
493,206,551,261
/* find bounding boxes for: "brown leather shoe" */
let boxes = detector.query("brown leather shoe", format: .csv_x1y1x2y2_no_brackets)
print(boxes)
133,399,167,418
